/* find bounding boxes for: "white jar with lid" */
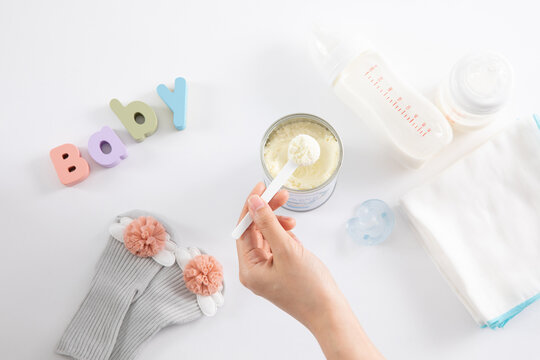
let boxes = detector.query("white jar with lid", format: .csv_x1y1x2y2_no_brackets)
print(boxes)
436,52,513,132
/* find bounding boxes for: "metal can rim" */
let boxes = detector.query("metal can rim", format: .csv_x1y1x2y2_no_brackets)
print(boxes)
260,113,344,194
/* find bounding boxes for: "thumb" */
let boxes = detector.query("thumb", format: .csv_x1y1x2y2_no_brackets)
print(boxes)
247,194,290,252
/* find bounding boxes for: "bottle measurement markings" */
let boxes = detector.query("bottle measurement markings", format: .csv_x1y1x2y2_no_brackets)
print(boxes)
365,65,431,137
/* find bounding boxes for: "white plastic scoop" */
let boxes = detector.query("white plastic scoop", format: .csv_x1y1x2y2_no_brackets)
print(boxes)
231,134,321,239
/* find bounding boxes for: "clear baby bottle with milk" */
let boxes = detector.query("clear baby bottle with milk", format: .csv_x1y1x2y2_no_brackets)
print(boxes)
312,26,453,168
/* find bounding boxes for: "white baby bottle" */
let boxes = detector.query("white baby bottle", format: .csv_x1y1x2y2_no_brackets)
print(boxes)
312,26,453,168
436,52,513,132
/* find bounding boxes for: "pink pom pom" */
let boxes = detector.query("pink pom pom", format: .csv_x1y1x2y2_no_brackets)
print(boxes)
184,254,223,296
123,216,167,257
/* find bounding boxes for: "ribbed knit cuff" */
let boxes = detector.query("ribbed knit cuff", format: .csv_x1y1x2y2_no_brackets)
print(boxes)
109,264,202,360
57,238,163,360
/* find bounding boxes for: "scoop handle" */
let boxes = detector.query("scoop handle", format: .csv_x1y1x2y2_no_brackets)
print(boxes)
231,160,298,239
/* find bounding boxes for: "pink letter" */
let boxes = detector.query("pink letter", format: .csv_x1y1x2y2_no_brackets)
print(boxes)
49,144,90,186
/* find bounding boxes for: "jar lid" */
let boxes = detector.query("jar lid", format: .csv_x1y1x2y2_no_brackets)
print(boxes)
449,52,513,115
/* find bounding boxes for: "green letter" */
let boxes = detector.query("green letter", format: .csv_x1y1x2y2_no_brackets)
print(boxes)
110,99,158,142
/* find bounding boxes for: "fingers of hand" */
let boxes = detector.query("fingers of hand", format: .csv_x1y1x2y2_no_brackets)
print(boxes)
237,182,265,224
237,240,273,292
237,183,289,225
236,238,267,269
277,215,296,231
247,195,290,252
238,212,292,255
268,189,289,211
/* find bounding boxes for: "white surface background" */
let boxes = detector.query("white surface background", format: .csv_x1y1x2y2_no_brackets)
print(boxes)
1,0,539,359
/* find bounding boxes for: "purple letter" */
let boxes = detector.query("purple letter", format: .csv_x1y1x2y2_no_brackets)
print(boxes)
88,126,127,167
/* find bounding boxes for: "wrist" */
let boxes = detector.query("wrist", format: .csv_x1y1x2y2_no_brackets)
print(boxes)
305,296,383,360
305,292,353,338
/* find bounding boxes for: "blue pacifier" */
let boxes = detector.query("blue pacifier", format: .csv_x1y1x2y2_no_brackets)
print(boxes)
346,199,395,245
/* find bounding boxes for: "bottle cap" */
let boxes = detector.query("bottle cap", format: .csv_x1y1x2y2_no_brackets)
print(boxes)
449,52,513,115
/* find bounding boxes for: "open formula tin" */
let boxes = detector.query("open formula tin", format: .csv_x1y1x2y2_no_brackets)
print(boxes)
260,113,344,212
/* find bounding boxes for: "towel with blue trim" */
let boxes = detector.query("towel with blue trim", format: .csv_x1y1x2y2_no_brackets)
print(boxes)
400,115,540,329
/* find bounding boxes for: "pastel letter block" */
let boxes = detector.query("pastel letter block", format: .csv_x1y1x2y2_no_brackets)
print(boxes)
88,126,128,168
157,77,187,130
109,99,158,142
49,144,90,186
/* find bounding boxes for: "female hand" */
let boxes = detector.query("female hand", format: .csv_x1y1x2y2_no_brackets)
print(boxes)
235,182,384,360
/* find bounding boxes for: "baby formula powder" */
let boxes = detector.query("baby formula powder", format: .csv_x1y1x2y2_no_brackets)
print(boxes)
261,114,343,211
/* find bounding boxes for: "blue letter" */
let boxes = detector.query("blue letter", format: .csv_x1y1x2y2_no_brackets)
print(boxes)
157,77,187,131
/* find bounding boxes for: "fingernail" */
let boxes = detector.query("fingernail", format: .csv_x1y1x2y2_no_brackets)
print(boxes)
248,195,265,212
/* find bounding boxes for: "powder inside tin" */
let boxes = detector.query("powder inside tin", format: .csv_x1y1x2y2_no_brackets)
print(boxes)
264,121,340,190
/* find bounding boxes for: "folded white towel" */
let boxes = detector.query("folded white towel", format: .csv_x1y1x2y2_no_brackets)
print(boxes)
400,115,540,328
